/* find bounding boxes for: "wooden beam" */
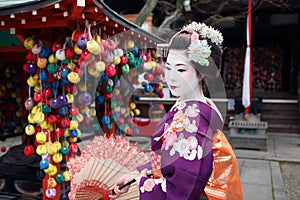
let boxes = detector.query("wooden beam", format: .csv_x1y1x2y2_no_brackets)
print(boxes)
0,46,27,53
0,19,69,30
69,2,85,19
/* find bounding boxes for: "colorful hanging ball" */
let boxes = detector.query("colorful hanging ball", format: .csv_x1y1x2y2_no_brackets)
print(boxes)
61,118,70,128
42,88,52,98
52,42,62,53
25,124,35,135
112,55,121,65
49,166,58,176
95,61,106,72
36,132,47,144
58,106,69,116
114,48,124,56
1,146,6,153
106,123,112,130
79,92,91,105
48,178,57,188
50,97,60,109
120,55,128,65
105,85,112,93
51,153,62,163
47,114,57,124
41,104,51,114
63,171,70,182
159,104,165,110
126,128,134,135
39,159,49,169
77,36,87,50
27,63,37,75
134,128,139,135
36,145,47,156
61,68,71,78
142,54,150,62
117,118,124,125
47,63,59,74
26,51,37,62
132,46,139,56
69,107,79,116
67,72,80,83
24,145,34,156
101,116,110,125
47,143,57,155
158,90,164,98
134,109,141,116
58,95,68,106
60,145,69,155
127,40,135,49
69,143,78,154
122,64,130,74
96,94,104,104
105,65,116,77
55,49,66,61
70,130,78,137
144,84,153,93
24,98,34,111
24,37,34,49
36,169,46,180
145,73,155,82
40,46,51,58
56,173,65,183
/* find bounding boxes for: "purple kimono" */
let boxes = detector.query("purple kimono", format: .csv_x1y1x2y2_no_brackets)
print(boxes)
139,100,223,200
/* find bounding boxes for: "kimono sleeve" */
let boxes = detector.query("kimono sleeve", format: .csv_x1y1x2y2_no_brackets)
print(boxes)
139,148,213,200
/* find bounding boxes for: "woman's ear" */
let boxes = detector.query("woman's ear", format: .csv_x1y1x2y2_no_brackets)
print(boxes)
198,74,203,82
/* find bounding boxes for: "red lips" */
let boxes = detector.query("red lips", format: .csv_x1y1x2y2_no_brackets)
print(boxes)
170,85,177,89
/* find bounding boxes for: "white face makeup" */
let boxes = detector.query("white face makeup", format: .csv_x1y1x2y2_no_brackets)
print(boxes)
165,50,202,100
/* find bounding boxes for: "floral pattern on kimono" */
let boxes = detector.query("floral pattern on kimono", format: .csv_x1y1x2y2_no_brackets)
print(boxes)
139,100,223,200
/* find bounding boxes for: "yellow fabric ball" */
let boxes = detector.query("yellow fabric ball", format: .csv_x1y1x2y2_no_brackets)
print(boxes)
52,153,63,163
36,132,47,144
25,124,35,135
63,171,71,182
36,144,47,155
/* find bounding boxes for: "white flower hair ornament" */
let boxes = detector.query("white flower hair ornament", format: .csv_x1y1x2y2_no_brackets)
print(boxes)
182,21,223,67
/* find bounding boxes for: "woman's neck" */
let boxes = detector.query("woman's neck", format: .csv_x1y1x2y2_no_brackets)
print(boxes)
179,86,206,102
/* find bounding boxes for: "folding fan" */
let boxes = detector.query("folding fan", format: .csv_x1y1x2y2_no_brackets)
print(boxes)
67,135,151,200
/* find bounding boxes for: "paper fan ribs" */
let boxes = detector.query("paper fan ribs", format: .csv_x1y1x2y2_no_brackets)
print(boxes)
67,135,151,200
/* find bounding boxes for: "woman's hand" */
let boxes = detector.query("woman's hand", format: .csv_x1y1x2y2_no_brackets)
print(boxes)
108,169,149,199
108,173,137,199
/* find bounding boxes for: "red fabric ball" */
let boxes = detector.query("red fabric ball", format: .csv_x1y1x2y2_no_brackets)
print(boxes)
24,145,34,156
1,146,6,153
69,143,78,154
105,65,116,77
120,55,128,65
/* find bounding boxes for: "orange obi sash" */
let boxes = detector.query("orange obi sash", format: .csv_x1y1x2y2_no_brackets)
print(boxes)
204,129,243,200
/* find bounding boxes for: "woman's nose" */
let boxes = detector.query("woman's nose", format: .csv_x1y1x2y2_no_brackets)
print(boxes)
169,69,177,82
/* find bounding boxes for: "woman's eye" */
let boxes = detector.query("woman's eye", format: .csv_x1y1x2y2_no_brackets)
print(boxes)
166,66,171,70
177,69,186,72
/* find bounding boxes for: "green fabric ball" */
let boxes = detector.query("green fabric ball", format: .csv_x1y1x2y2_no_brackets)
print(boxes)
47,63,59,74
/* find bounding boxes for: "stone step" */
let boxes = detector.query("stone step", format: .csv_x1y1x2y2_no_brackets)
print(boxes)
263,109,299,115
262,115,299,125
267,124,299,134
263,103,298,110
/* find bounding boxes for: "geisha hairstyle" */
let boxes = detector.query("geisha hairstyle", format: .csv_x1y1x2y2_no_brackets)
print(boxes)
168,22,223,78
